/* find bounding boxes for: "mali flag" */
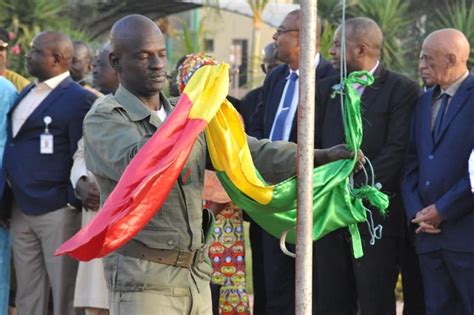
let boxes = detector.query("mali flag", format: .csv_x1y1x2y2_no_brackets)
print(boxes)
56,64,388,261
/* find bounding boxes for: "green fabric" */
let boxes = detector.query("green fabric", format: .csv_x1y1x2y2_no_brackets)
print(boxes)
219,71,389,258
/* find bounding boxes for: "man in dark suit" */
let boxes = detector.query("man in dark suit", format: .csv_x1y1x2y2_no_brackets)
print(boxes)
314,17,421,314
248,9,336,314
2,32,96,315
239,43,282,130
402,28,474,315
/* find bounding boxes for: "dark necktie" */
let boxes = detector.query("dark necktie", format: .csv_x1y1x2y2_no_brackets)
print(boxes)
433,93,449,141
271,72,298,141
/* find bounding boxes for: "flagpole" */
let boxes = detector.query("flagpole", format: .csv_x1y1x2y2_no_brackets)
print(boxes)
295,0,317,314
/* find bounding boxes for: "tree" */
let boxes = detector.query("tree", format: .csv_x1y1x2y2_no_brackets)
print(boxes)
247,0,269,87
432,0,474,68
0,0,92,76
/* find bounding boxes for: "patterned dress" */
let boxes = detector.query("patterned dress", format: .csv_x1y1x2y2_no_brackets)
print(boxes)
204,171,250,315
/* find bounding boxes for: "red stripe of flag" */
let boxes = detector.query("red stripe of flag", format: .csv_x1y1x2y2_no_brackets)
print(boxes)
55,93,207,261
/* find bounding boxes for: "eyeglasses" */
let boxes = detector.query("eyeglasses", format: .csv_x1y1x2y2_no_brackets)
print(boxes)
275,28,299,36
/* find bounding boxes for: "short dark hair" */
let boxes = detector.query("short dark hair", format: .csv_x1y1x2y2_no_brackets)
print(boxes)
345,17,383,54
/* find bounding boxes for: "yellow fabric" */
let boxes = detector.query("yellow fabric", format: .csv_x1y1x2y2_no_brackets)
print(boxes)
187,63,229,122
4,69,30,92
204,96,273,205
186,63,274,205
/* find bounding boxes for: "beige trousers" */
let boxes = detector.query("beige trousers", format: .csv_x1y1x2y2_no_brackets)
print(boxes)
11,205,82,315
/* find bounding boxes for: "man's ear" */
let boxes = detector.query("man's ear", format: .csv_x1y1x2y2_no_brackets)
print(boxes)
356,43,367,58
109,52,121,72
446,53,457,68
52,52,63,66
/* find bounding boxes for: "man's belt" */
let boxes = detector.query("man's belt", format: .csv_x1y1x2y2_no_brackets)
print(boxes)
116,239,206,268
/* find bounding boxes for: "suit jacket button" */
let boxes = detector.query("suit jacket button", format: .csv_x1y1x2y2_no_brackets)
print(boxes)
425,181,430,186
428,155,434,160
9,143,13,147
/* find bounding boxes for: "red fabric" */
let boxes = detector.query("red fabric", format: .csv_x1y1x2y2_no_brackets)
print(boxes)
55,94,207,261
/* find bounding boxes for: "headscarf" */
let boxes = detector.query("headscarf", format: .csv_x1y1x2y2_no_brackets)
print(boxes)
177,53,217,94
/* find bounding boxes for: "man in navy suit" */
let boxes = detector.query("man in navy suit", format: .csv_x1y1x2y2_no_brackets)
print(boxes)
249,9,336,314
402,28,474,314
2,32,96,315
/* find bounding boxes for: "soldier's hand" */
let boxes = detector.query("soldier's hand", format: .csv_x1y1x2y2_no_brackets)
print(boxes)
314,144,364,166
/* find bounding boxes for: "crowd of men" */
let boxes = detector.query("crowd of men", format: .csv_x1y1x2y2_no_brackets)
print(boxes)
0,7,472,315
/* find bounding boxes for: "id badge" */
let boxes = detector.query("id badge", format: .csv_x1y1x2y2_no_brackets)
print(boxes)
40,133,54,154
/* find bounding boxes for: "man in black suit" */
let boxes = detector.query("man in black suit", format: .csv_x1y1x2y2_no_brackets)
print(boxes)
248,9,336,314
314,17,422,314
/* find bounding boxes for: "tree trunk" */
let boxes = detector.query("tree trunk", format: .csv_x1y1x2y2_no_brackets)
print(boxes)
250,16,263,88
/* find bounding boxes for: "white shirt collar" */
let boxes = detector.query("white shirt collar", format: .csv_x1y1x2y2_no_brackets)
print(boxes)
37,71,70,90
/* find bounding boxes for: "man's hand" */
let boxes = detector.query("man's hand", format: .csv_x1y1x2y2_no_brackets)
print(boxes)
75,177,100,211
414,221,441,234
412,204,443,234
314,144,365,168
412,204,443,227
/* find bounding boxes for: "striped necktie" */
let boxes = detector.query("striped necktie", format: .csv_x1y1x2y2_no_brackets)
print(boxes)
271,72,298,141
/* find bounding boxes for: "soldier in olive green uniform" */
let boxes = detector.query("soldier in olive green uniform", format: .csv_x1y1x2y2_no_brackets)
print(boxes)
84,15,353,315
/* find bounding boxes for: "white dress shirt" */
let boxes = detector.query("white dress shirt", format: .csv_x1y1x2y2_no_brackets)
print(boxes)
12,71,70,137
269,54,321,141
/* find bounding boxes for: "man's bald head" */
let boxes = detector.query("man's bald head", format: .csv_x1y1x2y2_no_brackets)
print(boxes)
330,17,382,72
38,32,74,63
419,28,470,89
286,10,322,49
344,17,383,57
424,29,470,64
73,42,93,62
93,41,118,94
272,9,322,69
70,41,94,83
109,14,168,102
26,31,73,81
110,14,163,56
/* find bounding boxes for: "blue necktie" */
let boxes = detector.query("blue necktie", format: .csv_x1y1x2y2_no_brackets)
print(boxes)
433,93,449,141
271,72,298,141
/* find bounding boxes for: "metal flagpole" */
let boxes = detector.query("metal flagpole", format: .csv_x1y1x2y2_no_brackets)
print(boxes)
295,0,317,314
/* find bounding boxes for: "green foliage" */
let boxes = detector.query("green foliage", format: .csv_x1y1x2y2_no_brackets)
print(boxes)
182,21,197,54
320,22,335,58
319,0,345,24
432,0,474,68
180,18,208,55
349,0,415,73
0,0,93,76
